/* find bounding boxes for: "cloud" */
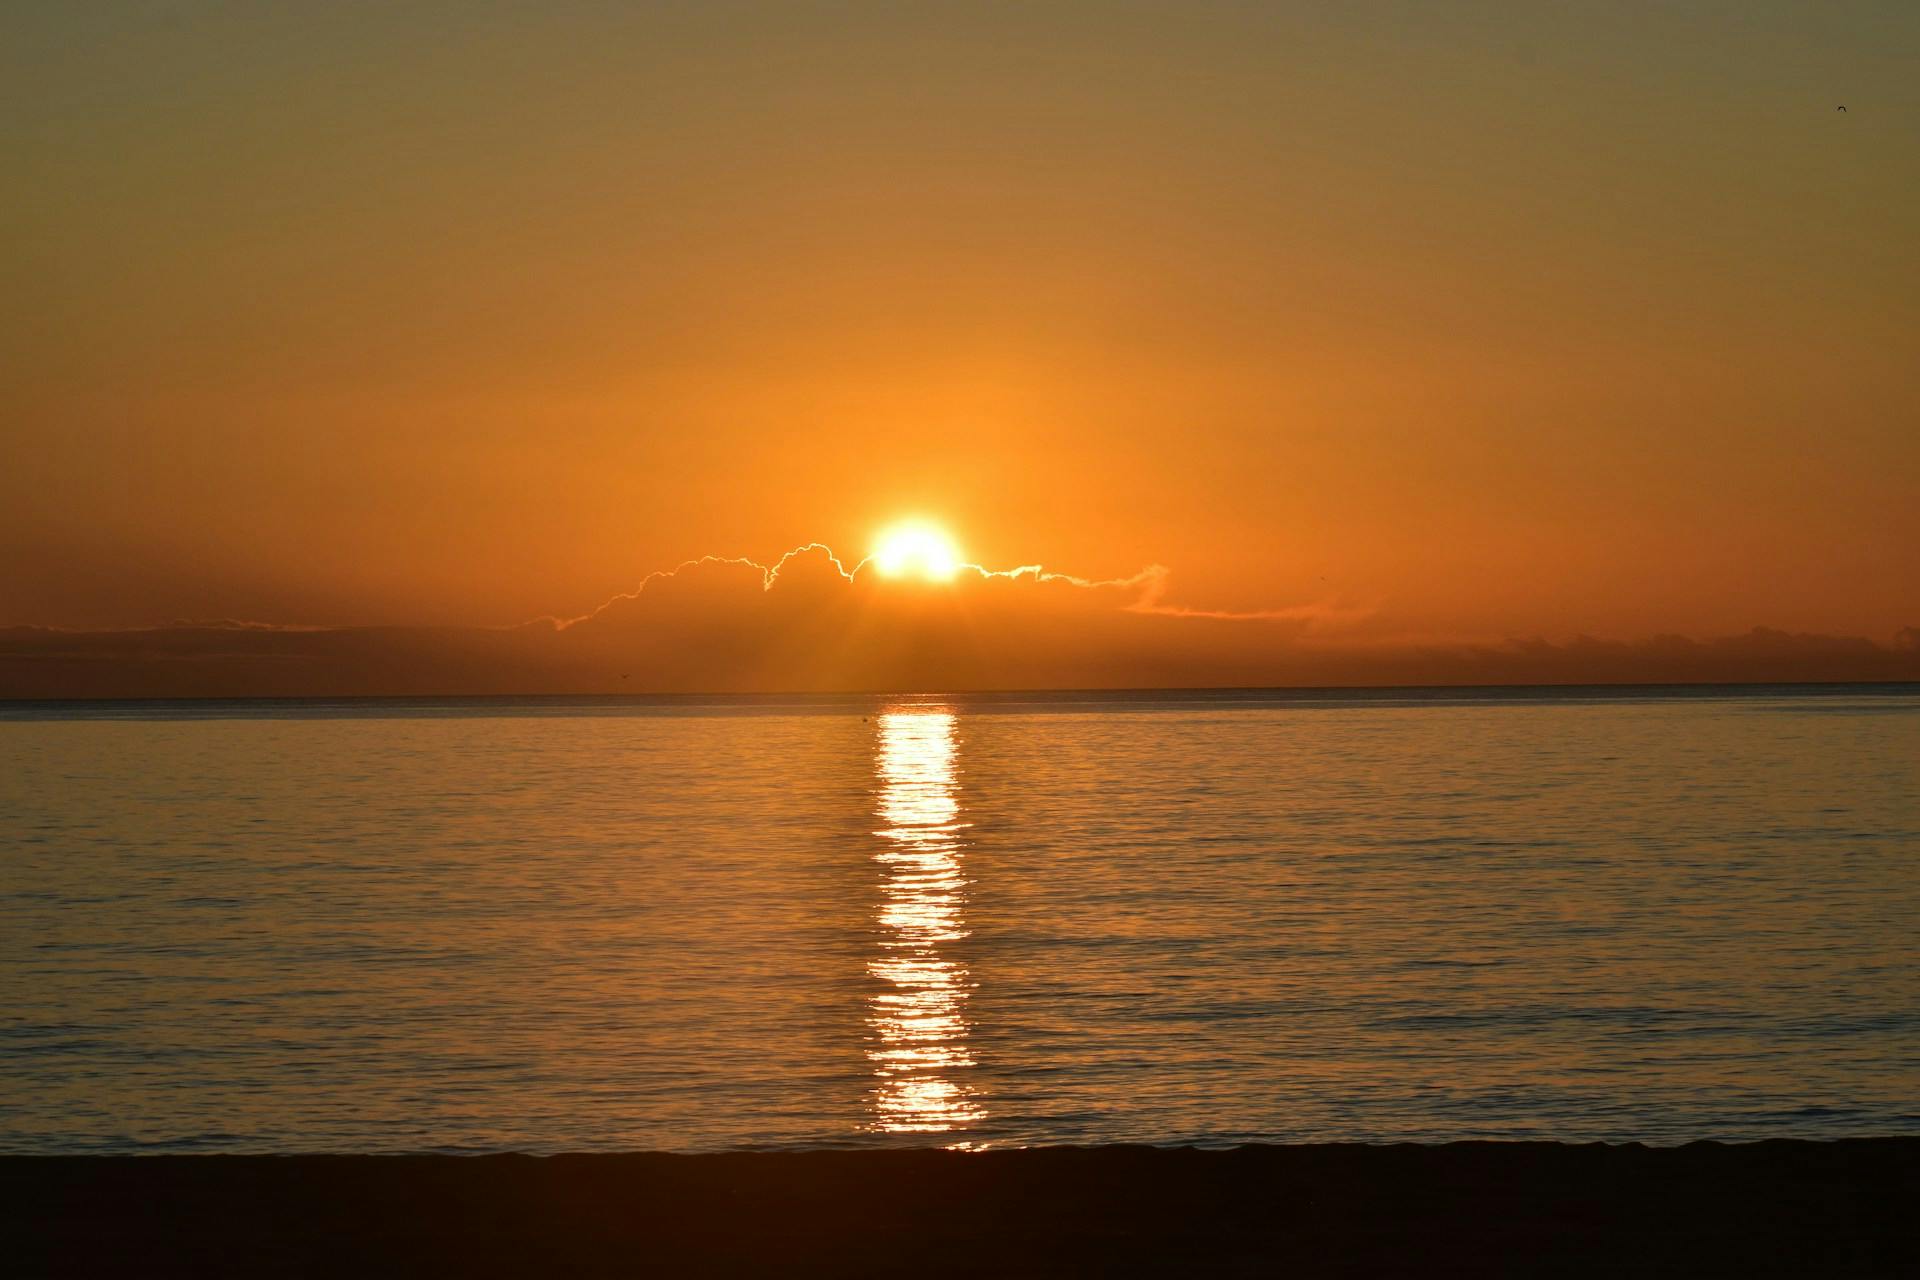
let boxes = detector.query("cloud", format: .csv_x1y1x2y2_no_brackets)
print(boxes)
1120,564,1381,628
0,545,1914,698
552,545,1335,692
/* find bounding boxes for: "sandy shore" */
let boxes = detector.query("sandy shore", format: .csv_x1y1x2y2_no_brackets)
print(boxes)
7,1139,1916,1276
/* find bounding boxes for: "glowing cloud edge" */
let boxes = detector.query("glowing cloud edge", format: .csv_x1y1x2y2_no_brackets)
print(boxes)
557,540,1373,633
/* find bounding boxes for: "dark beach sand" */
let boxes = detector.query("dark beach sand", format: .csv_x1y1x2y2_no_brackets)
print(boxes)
7,1140,1917,1277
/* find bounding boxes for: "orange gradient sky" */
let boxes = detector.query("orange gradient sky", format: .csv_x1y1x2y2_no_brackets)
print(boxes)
3,3,1916,660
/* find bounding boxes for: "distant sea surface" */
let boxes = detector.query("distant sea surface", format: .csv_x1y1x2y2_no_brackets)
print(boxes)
4,686,1917,1153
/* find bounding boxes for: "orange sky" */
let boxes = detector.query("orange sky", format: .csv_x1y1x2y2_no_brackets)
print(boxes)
3,4,1916,677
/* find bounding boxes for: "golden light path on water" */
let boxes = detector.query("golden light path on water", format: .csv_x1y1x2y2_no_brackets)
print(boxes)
867,706,984,1138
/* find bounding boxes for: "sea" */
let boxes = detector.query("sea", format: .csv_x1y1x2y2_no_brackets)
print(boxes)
3,686,1916,1153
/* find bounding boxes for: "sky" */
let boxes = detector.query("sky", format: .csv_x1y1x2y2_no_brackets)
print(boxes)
2,3,1916,692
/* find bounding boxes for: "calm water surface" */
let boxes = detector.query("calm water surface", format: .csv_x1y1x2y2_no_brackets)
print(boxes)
3,689,1917,1152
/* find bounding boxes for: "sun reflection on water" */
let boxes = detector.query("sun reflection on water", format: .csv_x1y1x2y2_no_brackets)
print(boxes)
867,706,984,1137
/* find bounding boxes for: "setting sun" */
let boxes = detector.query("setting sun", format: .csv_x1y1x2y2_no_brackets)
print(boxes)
871,522,962,582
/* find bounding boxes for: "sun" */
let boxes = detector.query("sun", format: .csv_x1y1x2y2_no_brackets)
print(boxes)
871,521,962,582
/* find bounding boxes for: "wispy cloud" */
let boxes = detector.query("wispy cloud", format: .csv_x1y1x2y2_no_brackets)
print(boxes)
568,543,1365,633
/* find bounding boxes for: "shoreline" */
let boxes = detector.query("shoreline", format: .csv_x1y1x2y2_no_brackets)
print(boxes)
9,1139,1917,1276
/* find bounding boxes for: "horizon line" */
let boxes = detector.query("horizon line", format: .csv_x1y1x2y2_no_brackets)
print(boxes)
5,677,1916,707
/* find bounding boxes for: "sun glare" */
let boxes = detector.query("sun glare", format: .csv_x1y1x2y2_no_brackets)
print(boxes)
871,522,962,582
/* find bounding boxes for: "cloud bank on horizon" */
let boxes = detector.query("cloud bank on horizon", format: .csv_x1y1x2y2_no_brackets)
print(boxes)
2,542,1915,698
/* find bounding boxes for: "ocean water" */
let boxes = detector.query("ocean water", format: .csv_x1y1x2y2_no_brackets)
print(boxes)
2,687,1917,1153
